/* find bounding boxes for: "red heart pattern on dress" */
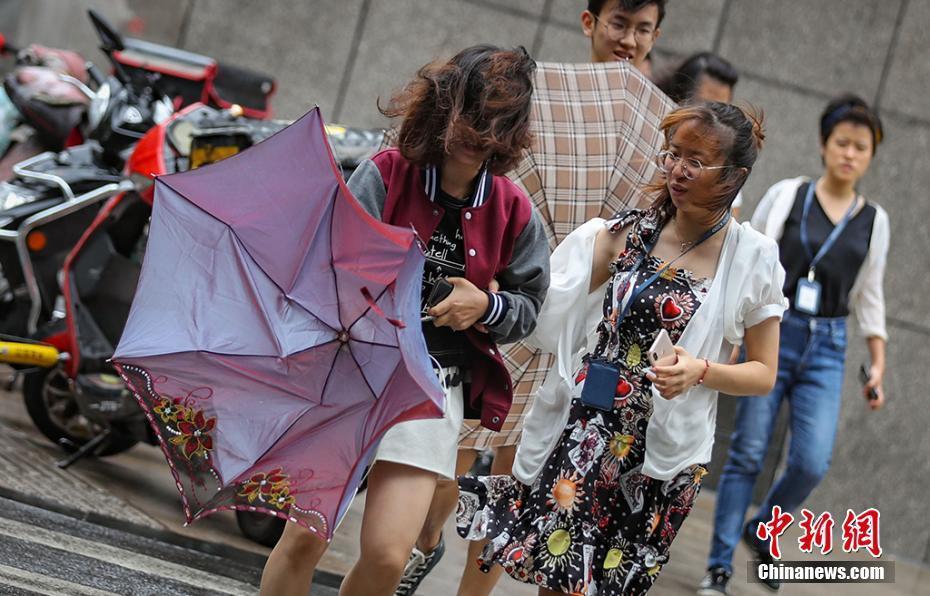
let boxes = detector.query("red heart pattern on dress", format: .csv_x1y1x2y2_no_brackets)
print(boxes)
615,376,633,398
660,296,683,321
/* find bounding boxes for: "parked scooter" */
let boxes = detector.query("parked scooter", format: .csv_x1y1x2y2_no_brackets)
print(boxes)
0,9,279,338
0,56,171,337
1,9,276,170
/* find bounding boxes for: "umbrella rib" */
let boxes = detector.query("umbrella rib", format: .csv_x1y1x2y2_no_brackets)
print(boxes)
160,177,343,337
318,342,345,406
349,339,398,350
328,193,347,332
282,187,342,334
345,343,379,403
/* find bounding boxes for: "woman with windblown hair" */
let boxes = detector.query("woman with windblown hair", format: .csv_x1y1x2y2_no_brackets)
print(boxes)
259,45,550,596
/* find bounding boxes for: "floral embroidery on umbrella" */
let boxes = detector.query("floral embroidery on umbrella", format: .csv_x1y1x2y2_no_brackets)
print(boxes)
238,468,294,510
168,408,217,460
148,384,218,463
117,366,222,513
153,396,189,424
269,486,296,510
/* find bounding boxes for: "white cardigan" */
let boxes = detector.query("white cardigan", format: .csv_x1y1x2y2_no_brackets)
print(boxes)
514,217,789,483
750,176,889,341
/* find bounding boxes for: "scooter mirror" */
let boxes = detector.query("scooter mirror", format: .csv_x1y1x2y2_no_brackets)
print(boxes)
87,9,125,53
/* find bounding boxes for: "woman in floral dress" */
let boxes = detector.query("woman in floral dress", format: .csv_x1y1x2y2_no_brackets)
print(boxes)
457,102,789,595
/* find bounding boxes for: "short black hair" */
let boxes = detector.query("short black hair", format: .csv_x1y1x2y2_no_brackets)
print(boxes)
659,52,739,104
587,0,667,27
819,94,884,153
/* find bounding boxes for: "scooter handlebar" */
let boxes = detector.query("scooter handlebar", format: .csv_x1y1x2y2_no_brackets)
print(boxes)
86,62,106,87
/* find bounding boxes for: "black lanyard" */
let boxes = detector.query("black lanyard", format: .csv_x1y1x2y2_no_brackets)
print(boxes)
800,182,859,282
612,211,730,330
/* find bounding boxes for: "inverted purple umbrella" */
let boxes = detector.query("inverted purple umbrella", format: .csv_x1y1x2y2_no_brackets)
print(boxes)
111,107,444,540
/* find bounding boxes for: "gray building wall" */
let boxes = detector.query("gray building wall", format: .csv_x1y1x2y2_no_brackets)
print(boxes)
8,0,930,566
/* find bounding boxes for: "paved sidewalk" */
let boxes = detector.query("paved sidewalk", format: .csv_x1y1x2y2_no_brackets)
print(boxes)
1,376,925,595
0,495,267,595
0,422,159,529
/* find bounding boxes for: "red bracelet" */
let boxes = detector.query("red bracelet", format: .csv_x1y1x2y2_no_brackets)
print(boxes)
696,358,710,385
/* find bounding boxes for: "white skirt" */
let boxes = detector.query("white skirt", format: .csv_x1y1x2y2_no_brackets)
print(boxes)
373,367,464,479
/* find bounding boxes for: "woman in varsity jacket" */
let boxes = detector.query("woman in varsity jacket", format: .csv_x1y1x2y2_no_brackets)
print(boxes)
259,45,550,596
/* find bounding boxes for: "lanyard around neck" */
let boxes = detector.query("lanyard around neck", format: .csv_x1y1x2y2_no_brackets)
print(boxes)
612,211,730,329
800,181,859,280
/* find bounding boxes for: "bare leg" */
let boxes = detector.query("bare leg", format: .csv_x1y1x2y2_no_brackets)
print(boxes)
457,445,517,596
417,448,478,551
339,461,439,596
260,519,329,596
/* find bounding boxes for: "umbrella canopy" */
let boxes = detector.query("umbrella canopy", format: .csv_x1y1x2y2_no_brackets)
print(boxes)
510,60,674,248
461,61,675,449
112,107,444,540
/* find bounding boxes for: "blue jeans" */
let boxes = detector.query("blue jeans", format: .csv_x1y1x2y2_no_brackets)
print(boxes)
707,310,847,572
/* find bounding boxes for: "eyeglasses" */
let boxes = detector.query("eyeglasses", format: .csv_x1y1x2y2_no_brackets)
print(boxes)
655,150,733,181
592,15,656,43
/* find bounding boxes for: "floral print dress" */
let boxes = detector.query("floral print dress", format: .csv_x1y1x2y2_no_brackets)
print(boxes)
456,208,711,595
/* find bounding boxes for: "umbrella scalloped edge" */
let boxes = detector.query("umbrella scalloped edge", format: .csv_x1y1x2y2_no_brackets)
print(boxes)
112,361,332,540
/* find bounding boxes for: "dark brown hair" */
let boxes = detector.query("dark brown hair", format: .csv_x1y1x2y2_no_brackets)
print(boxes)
819,94,883,154
379,44,536,175
645,102,765,214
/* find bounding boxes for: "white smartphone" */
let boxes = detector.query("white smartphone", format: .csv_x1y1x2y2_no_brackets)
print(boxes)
648,329,677,366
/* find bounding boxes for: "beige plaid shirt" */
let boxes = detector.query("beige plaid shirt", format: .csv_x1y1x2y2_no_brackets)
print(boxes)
458,61,675,449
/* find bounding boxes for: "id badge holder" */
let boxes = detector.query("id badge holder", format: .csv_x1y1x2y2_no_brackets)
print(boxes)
579,358,620,411
795,269,821,315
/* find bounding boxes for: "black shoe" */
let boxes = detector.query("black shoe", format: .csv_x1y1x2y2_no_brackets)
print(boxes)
743,522,781,591
394,534,445,595
697,566,731,595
